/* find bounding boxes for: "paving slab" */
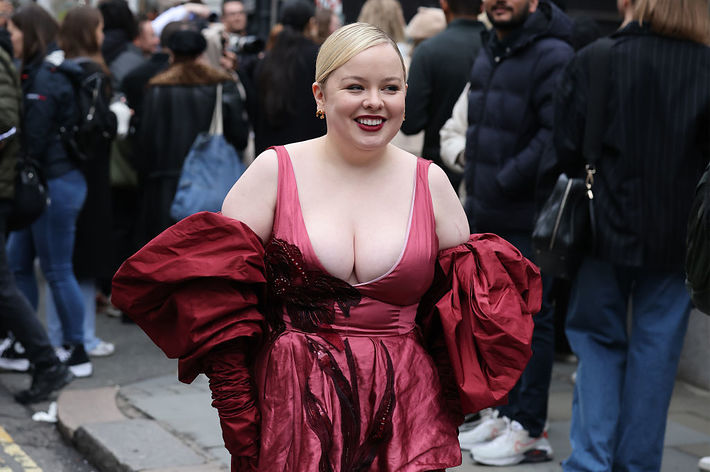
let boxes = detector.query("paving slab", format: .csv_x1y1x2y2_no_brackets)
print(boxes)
57,387,126,438
660,446,705,472
74,419,206,472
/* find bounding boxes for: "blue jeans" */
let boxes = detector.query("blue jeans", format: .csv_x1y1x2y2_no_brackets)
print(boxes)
45,278,100,351
496,232,555,438
0,200,58,368
563,258,691,472
7,170,87,346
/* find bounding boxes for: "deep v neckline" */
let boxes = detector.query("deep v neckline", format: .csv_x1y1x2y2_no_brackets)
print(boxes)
284,150,418,288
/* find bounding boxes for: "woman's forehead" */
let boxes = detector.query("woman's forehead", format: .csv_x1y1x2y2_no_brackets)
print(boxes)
332,44,405,80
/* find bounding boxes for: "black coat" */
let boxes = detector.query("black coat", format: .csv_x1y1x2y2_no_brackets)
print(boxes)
72,59,115,279
547,23,710,271
464,1,574,233
134,62,248,246
401,18,485,184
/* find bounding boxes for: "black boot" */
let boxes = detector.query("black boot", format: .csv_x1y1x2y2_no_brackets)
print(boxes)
14,363,74,404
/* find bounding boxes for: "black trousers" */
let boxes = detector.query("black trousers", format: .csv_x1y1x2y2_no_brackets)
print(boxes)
0,199,56,369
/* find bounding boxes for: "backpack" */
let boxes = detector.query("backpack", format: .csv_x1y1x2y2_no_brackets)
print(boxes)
686,162,710,315
59,66,117,163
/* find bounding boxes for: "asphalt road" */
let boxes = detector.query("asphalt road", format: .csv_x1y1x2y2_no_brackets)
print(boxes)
0,289,176,471
0,379,96,472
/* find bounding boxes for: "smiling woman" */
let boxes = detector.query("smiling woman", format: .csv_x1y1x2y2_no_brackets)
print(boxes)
113,21,542,472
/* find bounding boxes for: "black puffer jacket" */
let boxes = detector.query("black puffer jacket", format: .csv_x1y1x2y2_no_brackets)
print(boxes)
20,47,80,180
464,1,573,233
134,61,249,246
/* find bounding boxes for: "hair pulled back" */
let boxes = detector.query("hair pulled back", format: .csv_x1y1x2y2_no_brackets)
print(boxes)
315,22,405,86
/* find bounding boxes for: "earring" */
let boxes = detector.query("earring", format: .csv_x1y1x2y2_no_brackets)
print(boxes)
403,112,406,122
316,110,325,120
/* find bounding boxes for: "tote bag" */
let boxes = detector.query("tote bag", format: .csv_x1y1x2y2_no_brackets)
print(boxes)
170,84,245,221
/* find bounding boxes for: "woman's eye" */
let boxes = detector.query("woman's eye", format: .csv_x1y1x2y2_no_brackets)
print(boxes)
384,85,400,92
346,85,363,91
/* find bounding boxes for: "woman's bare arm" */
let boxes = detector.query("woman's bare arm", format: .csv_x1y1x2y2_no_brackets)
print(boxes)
221,149,279,243
429,163,470,250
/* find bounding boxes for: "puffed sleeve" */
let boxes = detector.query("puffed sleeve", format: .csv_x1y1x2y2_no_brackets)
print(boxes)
111,211,266,471
418,233,541,416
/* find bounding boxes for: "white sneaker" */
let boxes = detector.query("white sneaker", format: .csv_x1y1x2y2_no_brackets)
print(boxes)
0,337,30,372
471,419,553,466
699,456,710,472
458,409,507,450
88,341,115,357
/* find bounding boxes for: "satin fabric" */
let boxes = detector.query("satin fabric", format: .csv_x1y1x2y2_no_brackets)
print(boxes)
260,147,460,470
112,212,540,471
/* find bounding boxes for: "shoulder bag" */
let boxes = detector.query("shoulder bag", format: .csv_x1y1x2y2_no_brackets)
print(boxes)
170,83,246,221
686,162,710,315
8,152,49,231
532,37,614,279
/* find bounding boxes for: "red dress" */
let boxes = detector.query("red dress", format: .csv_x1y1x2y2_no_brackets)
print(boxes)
112,149,541,472
256,147,458,470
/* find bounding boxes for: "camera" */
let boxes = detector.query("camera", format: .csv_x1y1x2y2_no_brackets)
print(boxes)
226,34,264,55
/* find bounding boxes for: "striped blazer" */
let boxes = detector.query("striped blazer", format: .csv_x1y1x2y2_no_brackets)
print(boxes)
549,22,710,271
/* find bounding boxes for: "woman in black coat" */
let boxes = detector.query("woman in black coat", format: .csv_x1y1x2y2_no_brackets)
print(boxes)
135,28,248,246
544,0,710,470
253,0,326,154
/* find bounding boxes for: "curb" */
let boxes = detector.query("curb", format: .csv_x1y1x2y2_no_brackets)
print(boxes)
57,387,224,472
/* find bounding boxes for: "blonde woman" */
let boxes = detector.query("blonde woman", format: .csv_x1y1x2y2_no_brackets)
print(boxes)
113,23,540,471
357,0,409,60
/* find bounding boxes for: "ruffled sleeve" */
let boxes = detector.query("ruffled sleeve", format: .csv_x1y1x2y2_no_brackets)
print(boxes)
418,233,541,416
111,211,267,471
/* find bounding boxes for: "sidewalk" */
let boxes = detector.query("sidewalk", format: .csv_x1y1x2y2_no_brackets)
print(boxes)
51,322,710,472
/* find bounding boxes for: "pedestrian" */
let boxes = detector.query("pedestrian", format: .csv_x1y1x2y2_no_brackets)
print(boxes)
544,0,710,470
458,0,574,466
42,5,117,360
357,0,409,62
112,22,542,471
253,0,324,154
98,0,143,91
400,0,485,189
314,7,341,44
6,3,92,378
0,27,73,405
134,27,248,246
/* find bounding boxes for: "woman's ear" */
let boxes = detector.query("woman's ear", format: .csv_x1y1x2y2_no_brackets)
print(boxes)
312,81,325,110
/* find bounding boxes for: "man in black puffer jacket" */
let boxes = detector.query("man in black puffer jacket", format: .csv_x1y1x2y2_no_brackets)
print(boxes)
459,0,573,467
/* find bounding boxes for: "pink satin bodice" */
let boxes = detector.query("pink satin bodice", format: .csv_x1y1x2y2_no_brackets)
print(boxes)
270,145,438,336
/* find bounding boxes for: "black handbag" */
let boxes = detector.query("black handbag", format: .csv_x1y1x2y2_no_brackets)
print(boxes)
8,155,48,231
685,162,710,315
532,38,613,279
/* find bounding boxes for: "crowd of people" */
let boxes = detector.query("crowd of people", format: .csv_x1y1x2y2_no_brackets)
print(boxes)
1,0,710,471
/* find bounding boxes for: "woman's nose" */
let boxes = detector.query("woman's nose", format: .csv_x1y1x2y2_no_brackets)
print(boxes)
362,89,383,109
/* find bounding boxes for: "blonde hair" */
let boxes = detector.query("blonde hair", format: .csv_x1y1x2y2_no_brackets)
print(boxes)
357,0,406,43
315,22,406,85
635,0,710,45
